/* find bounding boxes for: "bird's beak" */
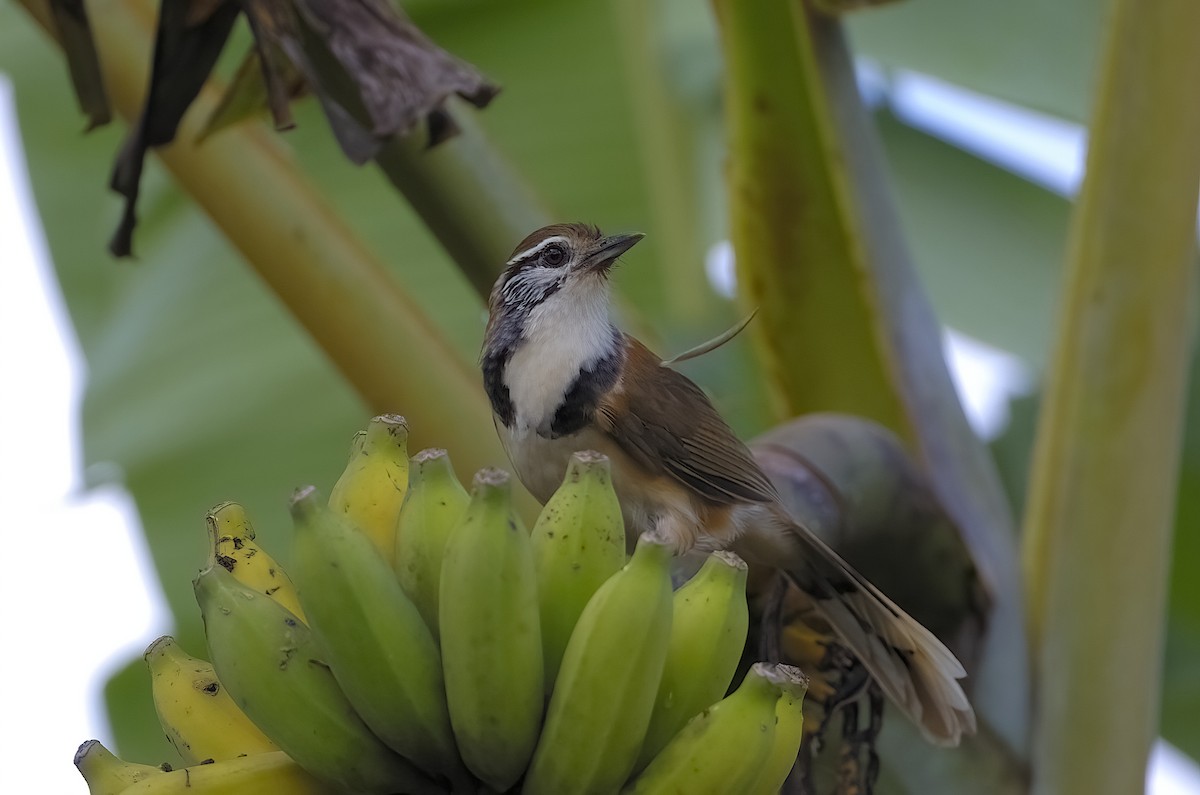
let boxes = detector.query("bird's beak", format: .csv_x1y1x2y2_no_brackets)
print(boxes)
579,232,644,273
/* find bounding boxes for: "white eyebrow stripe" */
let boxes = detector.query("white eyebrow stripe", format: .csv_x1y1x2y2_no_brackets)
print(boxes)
505,235,570,267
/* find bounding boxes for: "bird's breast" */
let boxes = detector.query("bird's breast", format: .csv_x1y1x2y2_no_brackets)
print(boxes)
498,424,612,504
502,324,623,438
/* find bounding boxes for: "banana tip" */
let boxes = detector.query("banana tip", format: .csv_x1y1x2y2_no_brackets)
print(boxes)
143,635,176,662
73,740,102,768
288,485,320,512
570,449,609,464
473,467,511,488
413,447,449,464
371,414,410,434
710,550,748,571
750,661,810,692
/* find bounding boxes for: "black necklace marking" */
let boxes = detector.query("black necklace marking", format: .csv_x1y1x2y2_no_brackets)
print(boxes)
482,346,515,427
549,331,624,438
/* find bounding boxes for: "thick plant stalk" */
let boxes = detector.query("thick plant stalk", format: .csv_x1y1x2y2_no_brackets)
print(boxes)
711,0,1030,758
1021,0,1200,792
375,112,552,300
19,0,513,484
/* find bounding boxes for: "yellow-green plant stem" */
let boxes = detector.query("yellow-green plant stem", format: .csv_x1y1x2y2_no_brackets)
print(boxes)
1021,0,1200,792
712,0,1030,756
712,0,904,429
375,112,552,301
19,0,513,485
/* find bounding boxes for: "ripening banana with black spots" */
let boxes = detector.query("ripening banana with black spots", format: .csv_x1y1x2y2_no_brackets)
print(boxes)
530,449,626,691
626,663,806,795
749,668,810,795
145,635,279,764
438,469,543,792
193,562,441,795
523,531,675,795
637,550,750,769
74,740,164,795
206,501,305,621
289,486,465,785
394,448,470,640
329,414,410,563
115,751,336,795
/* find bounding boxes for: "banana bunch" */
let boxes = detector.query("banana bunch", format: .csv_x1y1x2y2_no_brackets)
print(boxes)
75,416,808,794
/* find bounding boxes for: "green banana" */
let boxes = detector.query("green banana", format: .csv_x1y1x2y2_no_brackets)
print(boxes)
194,562,440,795
748,667,810,795
329,414,410,563
74,740,164,795
145,635,279,764
637,550,750,768
438,469,543,792
206,501,306,622
523,531,675,795
626,663,804,795
394,448,470,640
117,751,337,795
289,486,464,784
530,450,627,691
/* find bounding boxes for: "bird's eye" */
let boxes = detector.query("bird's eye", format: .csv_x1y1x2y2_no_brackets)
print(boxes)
542,244,566,267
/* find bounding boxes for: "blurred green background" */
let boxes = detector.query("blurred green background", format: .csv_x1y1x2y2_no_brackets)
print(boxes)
1,0,1196,779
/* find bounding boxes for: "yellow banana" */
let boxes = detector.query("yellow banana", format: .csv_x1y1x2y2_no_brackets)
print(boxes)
206,501,305,621
328,414,410,563
438,469,543,791
394,448,470,640
74,740,164,795
523,531,675,795
194,562,439,795
749,666,810,795
637,550,750,768
290,486,464,785
117,751,337,795
530,450,626,691
626,662,802,795
145,635,279,764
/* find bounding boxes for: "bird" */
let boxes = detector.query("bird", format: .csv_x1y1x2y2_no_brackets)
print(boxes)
480,222,976,746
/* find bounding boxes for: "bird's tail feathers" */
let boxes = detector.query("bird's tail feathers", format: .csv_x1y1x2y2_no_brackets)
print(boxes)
770,517,977,746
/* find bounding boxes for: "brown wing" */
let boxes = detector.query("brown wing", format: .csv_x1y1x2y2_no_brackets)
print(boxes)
595,335,778,506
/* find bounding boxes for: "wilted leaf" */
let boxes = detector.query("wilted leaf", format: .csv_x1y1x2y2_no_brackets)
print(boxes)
47,0,111,129
109,0,240,256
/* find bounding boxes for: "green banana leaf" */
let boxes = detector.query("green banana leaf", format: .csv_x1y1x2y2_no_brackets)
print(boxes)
3,0,1198,784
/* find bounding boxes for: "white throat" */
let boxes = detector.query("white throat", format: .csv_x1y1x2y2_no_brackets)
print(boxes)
503,277,614,436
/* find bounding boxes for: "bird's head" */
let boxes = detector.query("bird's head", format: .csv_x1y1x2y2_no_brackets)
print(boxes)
485,223,643,346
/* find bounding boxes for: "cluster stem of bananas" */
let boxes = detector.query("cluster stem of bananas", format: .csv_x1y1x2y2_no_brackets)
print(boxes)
77,418,811,794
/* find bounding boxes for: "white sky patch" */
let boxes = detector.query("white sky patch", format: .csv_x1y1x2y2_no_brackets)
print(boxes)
0,77,172,793
942,328,1034,439
704,239,736,300
888,69,1087,198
